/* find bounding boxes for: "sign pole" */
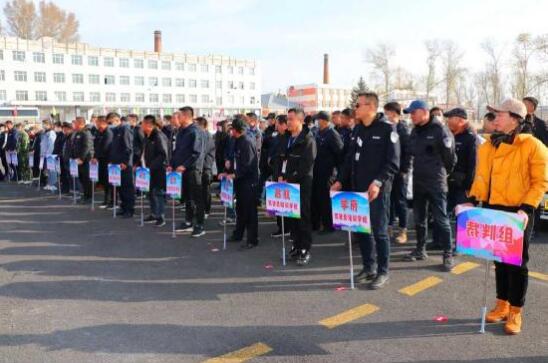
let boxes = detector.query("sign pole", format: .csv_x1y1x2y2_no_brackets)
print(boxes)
281,215,286,267
113,186,117,218
36,166,42,191
140,190,144,227
348,230,355,289
223,205,227,250
91,181,95,211
72,176,77,204
479,259,490,333
58,171,62,199
171,197,176,238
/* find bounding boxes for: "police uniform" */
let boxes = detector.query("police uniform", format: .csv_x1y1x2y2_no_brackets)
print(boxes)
94,127,113,205
71,128,94,201
108,123,135,216
338,113,400,278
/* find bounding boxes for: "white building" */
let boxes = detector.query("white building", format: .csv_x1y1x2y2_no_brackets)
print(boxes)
0,34,261,122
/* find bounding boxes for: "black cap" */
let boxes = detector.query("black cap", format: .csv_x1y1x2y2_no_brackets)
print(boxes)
523,96,538,110
443,107,467,120
314,111,330,122
231,118,247,132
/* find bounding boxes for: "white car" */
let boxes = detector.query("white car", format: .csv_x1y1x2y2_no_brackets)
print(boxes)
541,193,548,221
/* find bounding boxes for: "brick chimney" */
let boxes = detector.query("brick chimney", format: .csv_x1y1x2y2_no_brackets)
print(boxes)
154,30,162,53
323,54,329,84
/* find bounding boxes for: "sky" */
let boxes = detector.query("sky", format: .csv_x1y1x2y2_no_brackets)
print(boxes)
3,0,548,93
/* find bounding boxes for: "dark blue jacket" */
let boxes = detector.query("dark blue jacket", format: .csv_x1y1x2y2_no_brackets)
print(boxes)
6,129,19,151
314,126,344,179
171,123,204,172
232,134,258,184
108,124,134,165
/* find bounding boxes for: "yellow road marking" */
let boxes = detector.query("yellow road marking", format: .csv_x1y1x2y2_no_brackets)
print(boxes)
399,276,443,296
451,262,480,275
319,303,379,329
203,343,272,363
530,271,548,282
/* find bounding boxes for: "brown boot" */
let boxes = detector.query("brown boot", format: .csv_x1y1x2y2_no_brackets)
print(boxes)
486,299,510,323
504,306,522,335
395,228,408,244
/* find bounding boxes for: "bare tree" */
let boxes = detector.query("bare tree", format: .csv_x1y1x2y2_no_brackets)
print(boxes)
440,40,466,106
37,0,79,42
480,39,505,105
366,43,395,99
424,40,442,101
511,33,548,99
3,0,37,39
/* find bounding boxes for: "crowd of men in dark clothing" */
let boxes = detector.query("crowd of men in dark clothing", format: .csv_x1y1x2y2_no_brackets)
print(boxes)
1,93,547,290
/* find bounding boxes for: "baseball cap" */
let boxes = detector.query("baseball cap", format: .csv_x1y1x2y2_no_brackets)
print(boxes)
487,98,527,119
443,107,468,119
403,100,429,114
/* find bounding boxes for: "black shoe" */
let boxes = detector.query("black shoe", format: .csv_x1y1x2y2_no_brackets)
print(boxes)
355,270,377,284
404,249,428,262
106,204,115,210
176,222,193,232
287,246,300,260
271,229,290,238
426,242,443,251
442,253,455,272
122,212,134,219
144,216,157,224
239,242,257,250
296,250,311,266
78,198,90,205
191,226,206,238
369,274,389,290
155,218,166,227
228,235,242,243
318,228,335,235
116,209,126,216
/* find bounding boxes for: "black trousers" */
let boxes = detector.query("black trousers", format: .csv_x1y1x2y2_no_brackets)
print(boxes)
59,158,71,193
288,181,313,251
489,204,533,307
202,171,212,214
78,162,92,200
311,175,334,231
183,169,204,226
120,167,135,214
98,159,110,204
233,180,258,244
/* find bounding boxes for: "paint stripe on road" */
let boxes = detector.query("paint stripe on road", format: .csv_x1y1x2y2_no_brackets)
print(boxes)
319,303,379,329
530,271,548,282
399,276,443,296
451,262,480,275
203,342,273,363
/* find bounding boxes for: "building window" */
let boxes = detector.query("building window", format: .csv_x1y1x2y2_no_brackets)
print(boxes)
227,81,234,89
189,79,197,88
250,82,256,90
105,92,116,102
88,56,98,66
120,76,130,85
148,60,158,69
201,80,209,88
14,71,27,82
71,55,83,65
228,95,235,104
176,94,185,103
0,50,3,60
238,66,244,75
34,72,46,82
162,94,172,103
134,59,144,68
0,70,5,81
119,58,129,68
228,66,234,74
33,52,45,63
52,53,64,64
120,93,130,102
104,75,115,85
54,91,66,102
0,90,6,101
149,93,159,103
35,91,47,101
90,92,100,102
250,96,256,105
175,62,184,71
249,67,255,75
162,78,172,87
175,78,185,87
215,65,222,74
72,74,84,84
73,92,84,102
88,74,100,84
16,90,28,101
238,81,244,90
104,57,114,67
161,61,171,70
201,64,209,72
134,76,144,86
53,73,65,83
189,94,197,103
148,77,158,87
13,51,25,62
216,96,222,106
135,93,145,102
201,95,209,103
188,63,197,72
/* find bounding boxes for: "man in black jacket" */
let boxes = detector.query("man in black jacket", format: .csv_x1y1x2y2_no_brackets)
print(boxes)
522,97,548,146
384,102,411,244
332,93,400,289
71,117,94,203
221,118,259,249
196,117,215,218
311,111,344,233
273,108,317,265
59,122,73,194
139,115,169,227
107,112,135,217
170,106,206,237
258,113,277,205
403,100,457,272
93,116,114,208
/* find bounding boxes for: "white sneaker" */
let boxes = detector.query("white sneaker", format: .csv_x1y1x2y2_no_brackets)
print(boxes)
50,185,58,191
43,185,51,191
